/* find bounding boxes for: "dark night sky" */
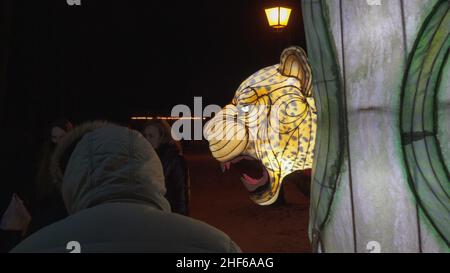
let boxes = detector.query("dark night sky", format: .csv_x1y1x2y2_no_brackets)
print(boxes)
0,0,305,195
4,0,306,124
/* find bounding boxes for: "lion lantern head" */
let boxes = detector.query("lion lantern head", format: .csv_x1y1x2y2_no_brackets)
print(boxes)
204,46,317,205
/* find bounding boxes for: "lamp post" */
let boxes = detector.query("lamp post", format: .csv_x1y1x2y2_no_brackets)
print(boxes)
264,4,294,55
264,6,292,30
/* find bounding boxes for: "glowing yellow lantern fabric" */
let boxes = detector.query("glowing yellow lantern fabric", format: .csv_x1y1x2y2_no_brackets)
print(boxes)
265,7,292,29
204,47,316,205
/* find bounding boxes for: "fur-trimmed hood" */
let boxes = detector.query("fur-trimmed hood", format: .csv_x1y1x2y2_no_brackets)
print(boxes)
51,121,170,214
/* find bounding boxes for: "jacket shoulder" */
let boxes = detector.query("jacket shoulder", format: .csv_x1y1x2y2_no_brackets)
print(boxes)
11,203,240,253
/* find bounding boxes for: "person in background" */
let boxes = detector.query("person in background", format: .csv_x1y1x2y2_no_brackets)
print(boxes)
142,120,190,216
11,121,241,253
27,118,73,235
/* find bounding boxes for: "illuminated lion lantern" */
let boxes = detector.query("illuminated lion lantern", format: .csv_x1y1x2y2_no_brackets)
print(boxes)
204,46,317,205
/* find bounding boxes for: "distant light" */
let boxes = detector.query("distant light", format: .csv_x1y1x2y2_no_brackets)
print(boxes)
131,117,153,120
265,7,291,29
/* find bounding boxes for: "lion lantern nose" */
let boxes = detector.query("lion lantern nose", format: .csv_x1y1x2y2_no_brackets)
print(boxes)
204,105,248,163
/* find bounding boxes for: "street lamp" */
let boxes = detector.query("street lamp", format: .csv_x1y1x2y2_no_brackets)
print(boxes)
265,6,292,30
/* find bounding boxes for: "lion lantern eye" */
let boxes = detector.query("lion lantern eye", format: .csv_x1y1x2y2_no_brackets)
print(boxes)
240,105,250,113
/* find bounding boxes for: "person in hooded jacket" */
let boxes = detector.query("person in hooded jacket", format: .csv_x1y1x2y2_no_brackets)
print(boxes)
11,121,241,253
142,120,189,215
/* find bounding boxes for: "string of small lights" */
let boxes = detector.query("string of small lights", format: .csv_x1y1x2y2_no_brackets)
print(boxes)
130,116,207,120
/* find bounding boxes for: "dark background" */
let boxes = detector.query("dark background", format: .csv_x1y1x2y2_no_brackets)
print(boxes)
0,0,306,224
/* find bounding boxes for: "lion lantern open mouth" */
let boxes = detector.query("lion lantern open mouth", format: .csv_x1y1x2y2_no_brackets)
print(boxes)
204,46,317,206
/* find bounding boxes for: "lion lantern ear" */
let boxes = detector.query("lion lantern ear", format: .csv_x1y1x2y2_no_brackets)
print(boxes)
279,46,313,97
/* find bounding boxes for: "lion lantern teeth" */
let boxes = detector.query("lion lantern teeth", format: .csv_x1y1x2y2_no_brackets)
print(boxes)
220,162,232,173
